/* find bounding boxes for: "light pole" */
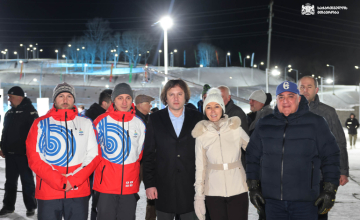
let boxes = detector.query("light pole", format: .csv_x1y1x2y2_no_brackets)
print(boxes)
159,16,173,79
158,50,162,66
170,52,173,67
226,52,230,67
27,48,30,59
173,49,177,66
114,54,118,68
139,53,142,65
326,64,335,95
20,44,25,59
14,51,19,60
29,45,33,59
288,68,299,83
284,65,291,81
244,55,250,67
36,43,39,58
62,54,68,73
33,47,37,59
145,51,150,64
55,50,59,63
125,50,128,63
265,68,281,93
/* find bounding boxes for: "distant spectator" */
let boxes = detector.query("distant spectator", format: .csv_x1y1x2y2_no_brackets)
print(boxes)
345,113,359,149
197,84,211,114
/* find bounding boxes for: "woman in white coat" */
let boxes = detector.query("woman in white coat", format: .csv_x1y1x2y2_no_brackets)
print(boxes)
192,88,250,220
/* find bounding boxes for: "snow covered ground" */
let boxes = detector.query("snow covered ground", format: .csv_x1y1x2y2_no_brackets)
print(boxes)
0,128,359,219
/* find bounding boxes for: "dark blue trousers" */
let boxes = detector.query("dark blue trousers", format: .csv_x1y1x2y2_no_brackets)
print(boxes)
3,154,37,211
265,199,318,220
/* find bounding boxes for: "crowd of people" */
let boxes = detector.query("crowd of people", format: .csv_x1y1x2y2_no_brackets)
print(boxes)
0,75,351,220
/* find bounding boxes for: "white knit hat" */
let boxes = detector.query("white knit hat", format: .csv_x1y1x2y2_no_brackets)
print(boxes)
203,88,225,114
248,90,266,104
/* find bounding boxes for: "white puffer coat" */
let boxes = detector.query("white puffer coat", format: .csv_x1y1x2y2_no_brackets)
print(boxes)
192,115,249,197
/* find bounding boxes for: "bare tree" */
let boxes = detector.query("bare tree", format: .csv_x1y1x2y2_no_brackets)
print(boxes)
110,32,122,67
98,41,111,70
197,42,218,67
121,31,154,68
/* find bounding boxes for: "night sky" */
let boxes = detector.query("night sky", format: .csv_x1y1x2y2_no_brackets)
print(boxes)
1,0,359,85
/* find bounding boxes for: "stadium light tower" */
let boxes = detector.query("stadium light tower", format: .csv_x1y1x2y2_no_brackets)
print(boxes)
326,64,335,95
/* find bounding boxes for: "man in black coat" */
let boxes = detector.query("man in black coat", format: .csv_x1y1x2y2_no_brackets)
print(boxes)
0,86,38,217
345,113,359,149
246,81,340,220
143,79,203,220
85,89,112,121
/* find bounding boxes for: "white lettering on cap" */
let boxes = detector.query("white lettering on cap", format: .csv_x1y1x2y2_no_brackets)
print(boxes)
283,82,290,90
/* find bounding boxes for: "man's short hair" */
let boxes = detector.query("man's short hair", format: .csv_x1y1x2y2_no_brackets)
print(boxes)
217,85,231,95
160,79,191,105
99,91,112,105
298,76,318,88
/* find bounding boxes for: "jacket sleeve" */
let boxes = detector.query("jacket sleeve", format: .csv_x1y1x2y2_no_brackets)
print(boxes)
316,117,340,186
137,122,146,162
246,120,263,180
239,128,250,151
26,119,68,191
328,109,349,176
143,116,157,189
194,137,207,197
356,119,359,128
67,120,102,187
237,108,250,135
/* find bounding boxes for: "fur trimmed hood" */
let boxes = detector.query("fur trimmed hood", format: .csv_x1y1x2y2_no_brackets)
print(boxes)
192,115,241,138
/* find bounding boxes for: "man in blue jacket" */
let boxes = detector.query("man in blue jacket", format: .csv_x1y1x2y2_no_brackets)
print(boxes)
246,81,340,220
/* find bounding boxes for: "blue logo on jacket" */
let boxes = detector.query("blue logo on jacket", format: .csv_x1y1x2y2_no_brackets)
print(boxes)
38,118,77,166
98,117,132,164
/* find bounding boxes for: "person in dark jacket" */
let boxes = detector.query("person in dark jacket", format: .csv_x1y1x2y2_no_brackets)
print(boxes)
345,113,359,149
85,89,112,220
197,84,211,114
85,89,112,122
143,79,203,220
247,90,273,136
135,94,156,220
0,86,38,217
298,75,349,220
135,94,154,124
246,81,340,220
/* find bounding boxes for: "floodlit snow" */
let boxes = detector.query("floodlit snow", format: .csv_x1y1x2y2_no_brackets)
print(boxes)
0,128,359,219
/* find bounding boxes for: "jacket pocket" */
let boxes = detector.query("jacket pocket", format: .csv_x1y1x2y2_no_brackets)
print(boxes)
39,179,42,190
310,161,314,189
100,165,106,184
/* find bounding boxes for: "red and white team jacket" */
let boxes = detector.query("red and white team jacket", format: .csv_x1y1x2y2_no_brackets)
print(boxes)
93,103,145,195
26,106,101,200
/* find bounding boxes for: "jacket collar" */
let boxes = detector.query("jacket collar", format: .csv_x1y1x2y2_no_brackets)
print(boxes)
12,97,32,110
107,103,135,122
274,95,309,122
48,105,78,121
309,94,320,110
191,115,241,138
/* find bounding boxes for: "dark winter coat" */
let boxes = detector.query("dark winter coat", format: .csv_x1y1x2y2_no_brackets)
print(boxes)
135,107,149,124
345,114,359,135
143,107,203,214
225,99,249,134
246,95,340,202
248,105,273,136
85,102,106,122
309,94,349,176
197,100,203,114
1,97,38,155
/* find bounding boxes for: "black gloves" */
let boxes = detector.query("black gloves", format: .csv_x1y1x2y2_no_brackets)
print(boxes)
315,182,338,215
247,179,266,216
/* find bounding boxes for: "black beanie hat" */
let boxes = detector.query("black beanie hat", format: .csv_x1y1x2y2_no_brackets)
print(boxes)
8,86,25,97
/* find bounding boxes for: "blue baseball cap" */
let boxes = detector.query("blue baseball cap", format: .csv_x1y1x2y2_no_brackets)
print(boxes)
276,81,300,96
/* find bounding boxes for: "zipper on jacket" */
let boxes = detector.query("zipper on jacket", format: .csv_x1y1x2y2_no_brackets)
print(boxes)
218,132,228,197
65,112,69,174
100,165,106,184
71,129,74,157
121,114,126,195
39,179,42,190
280,119,288,200
311,161,314,189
